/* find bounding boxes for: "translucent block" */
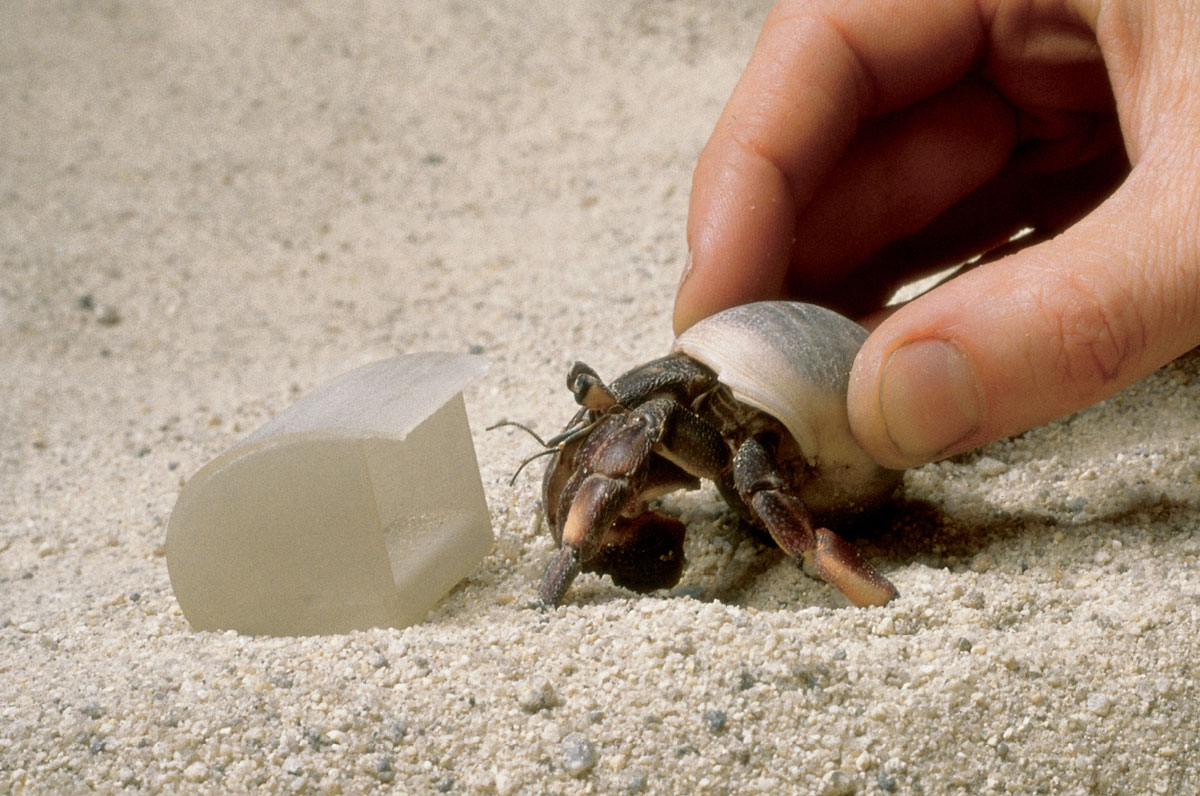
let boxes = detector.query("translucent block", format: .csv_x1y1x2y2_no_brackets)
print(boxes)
166,353,493,636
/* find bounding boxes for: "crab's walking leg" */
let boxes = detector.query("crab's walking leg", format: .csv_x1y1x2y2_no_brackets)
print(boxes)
733,437,898,606
565,355,718,415
539,543,582,606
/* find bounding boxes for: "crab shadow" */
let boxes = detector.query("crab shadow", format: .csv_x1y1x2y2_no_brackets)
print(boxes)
693,500,934,609
657,488,1199,611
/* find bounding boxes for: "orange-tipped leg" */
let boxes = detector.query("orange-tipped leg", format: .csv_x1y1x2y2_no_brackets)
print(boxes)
805,527,897,607
735,437,897,606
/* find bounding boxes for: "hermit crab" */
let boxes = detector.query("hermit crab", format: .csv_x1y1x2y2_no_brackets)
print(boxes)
535,301,903,608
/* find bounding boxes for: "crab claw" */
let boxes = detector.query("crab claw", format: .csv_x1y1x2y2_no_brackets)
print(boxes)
538,472,631,606
538,512,688,607
585,512,687,593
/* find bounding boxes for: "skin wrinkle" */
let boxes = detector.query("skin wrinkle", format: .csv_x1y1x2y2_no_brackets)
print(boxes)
1092,0,1152,154
1156,7,1200,335
1092,1,1140,101
1106,160,1198,362
725,121,807,218
1040,267,1147,400
718,143,794,297
1106,1,1200,156
1156,167,1200,332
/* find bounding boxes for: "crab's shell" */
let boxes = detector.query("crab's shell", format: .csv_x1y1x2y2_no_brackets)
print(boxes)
671,301,901,515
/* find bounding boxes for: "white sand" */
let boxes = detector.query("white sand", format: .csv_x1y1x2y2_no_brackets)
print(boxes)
2,2,1198,793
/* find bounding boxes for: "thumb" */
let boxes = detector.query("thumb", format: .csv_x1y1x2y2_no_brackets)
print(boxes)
847,163,1200,470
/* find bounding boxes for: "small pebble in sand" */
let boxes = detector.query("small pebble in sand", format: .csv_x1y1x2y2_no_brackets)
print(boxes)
1088,693,1114,717
975,456,1009,476
818,769,857,796
622,769,649,793
517,680,558,713
183,761,209,783
94,303,122,326
960,590,986,610
561,732,597,777
703,709,727,733
493,769,518,796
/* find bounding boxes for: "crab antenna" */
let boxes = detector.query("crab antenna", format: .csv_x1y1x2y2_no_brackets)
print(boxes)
544,408,611,449
506,447,560,486
486,419,550,447
487,420,568,485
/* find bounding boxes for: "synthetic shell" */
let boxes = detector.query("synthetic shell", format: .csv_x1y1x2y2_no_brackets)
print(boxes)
671,301,901,513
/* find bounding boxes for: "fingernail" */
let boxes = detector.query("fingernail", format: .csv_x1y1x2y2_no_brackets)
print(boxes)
879,339,982,461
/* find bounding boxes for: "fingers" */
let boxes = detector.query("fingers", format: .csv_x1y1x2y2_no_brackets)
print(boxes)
847,163,1200,469
844,0,1200,468
675,0,985,334
679,0,1200,471
785,79,1017,296
809,134,1130,319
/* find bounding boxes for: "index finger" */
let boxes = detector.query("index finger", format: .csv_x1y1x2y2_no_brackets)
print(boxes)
676,0,986,333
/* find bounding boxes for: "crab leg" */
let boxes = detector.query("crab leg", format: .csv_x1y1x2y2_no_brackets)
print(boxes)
539,546,583,606
732,437,897,607
607,355,719,407
564,354,718,416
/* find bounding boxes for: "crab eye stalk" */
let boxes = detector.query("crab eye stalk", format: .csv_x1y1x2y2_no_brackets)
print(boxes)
567,362,618,411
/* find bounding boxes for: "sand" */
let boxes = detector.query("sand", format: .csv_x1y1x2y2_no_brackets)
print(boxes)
2,2,1198,794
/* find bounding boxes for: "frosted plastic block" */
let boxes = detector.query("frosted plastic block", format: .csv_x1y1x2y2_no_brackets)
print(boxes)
166,353,493,636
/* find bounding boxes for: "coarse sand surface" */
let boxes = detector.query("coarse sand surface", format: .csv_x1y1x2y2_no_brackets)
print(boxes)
2,3,1198,794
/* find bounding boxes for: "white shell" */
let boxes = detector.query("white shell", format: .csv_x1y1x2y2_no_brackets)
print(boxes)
671,301,901,513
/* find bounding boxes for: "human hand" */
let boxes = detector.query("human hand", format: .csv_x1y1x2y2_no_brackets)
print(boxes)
674,0,1200,470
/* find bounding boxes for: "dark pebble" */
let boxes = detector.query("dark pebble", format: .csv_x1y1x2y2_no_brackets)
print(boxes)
703,709,727,733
